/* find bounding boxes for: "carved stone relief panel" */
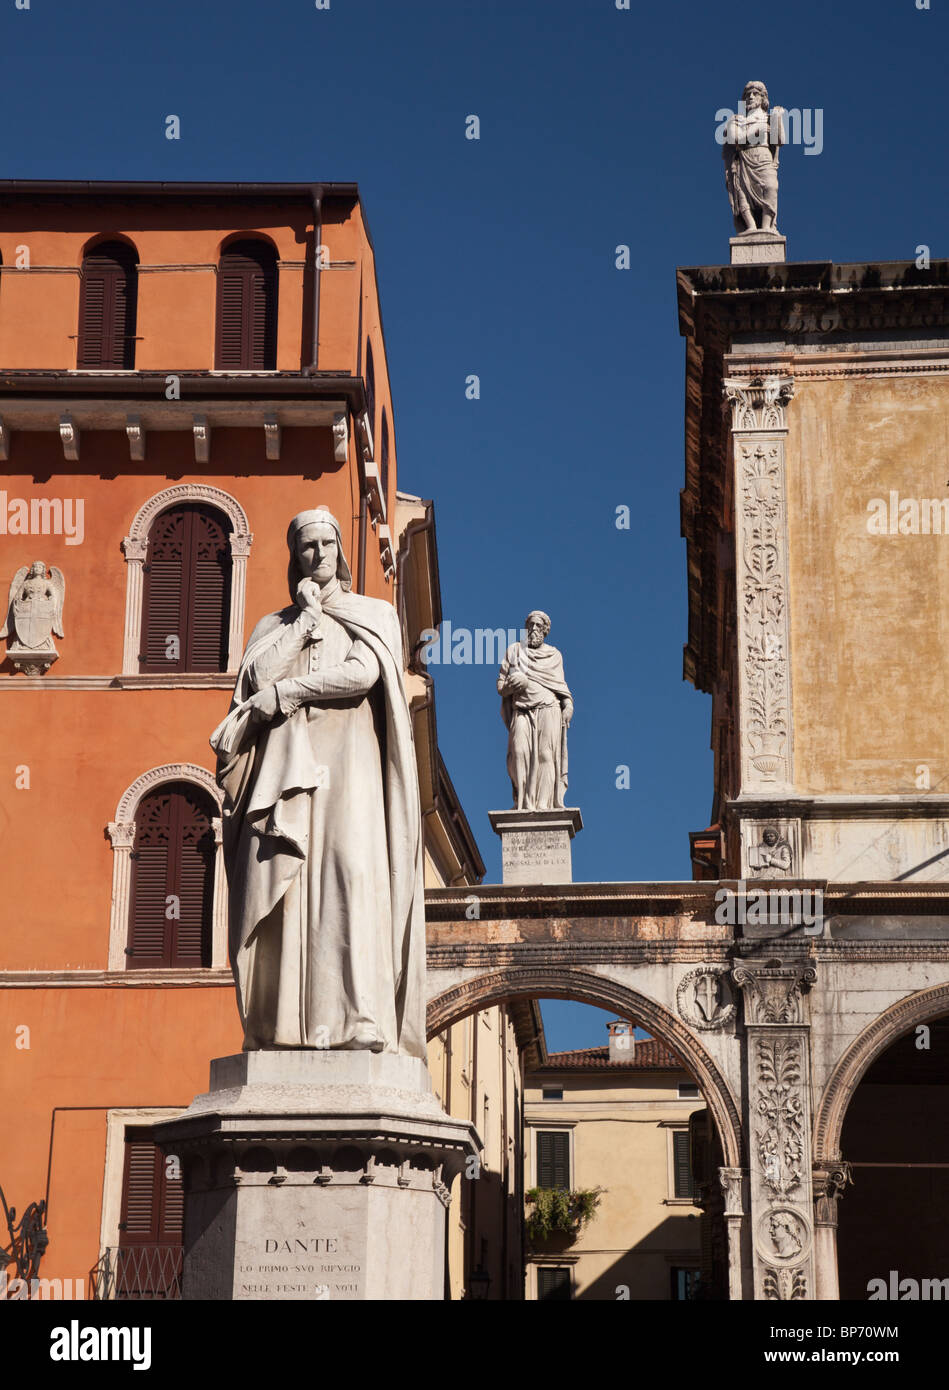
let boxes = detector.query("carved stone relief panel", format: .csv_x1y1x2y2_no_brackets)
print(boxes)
741,817,802,879
724,377,795,794
731,958,816,1300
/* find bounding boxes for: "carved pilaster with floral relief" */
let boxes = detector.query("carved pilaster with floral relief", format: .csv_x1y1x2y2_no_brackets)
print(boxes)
724,376,795,792
732,958,816,1300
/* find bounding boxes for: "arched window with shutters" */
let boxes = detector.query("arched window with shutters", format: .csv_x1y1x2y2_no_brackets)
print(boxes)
107,763,226,972
125,781,216,969
139,504,231,673
122,485,252,678
215,238,278,369
78,239,139,369
380,408,390,508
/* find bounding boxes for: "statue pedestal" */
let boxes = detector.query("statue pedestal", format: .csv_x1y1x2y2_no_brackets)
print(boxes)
152,1050,479,1301
729,230,786,265
488,807,583,885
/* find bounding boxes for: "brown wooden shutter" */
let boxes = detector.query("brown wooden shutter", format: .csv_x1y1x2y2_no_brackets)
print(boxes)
365,339,376,434
380,409,390,504
188,508,231,671
78,241,138,369
537,1131,570,1189
673,1129,694,1199
537,1266,571,1301
140,505,231,673
117,1129,183,1299
215,240,278,369
127,784,215,968
141,507,186,671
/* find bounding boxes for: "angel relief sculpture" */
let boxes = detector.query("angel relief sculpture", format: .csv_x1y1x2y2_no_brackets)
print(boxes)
1,562,65,674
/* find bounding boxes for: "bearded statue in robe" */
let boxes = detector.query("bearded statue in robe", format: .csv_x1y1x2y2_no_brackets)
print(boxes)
497,611,574,811
722,80,786,235
210,508,426,1058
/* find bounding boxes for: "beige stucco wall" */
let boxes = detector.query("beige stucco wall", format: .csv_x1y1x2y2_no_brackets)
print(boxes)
524,1070,702,1300
428,1007,523,1300
787,373,949,795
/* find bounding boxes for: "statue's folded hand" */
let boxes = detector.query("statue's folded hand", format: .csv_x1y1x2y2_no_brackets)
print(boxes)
247,685,279,722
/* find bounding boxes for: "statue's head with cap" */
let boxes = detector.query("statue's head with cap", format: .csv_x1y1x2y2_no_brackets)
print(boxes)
286,507,353,602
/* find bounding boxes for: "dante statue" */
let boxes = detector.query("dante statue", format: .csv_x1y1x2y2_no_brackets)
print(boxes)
497,611,573,811
210,507,426,1058
722,80,786,235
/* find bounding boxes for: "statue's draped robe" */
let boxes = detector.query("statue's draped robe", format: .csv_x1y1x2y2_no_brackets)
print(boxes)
498,642,572,809
210,584,426,1058
723,110,779,226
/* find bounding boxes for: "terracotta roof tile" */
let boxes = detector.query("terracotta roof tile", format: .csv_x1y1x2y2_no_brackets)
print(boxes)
536,1038,688,1071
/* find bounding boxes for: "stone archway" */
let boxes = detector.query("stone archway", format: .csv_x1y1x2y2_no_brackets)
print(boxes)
814,981,949,1164
812,982,949,1300
427,965,743,1169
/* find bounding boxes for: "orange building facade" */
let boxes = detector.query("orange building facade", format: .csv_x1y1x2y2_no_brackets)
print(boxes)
0,182,515,1299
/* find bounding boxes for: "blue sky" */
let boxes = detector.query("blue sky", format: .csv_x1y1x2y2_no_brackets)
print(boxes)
2,0,945,1050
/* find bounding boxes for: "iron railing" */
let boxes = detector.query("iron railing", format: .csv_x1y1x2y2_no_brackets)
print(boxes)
89,1245,182,1300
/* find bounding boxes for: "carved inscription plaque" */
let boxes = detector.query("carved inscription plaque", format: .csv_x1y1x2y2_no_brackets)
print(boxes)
235,1234,365,1301
501,828,572,885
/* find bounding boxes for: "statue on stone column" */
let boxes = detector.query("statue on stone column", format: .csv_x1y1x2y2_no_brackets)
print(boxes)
722,80,786,235
497,611,573,811
210,507,427,1059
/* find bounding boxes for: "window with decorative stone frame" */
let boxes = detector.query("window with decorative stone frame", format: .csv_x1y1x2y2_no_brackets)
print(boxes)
121,485,252,677
106,764,228,973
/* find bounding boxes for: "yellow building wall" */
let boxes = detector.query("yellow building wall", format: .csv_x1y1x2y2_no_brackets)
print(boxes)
427,1006,523,1300
524,1071,702,1300
787,374,949,795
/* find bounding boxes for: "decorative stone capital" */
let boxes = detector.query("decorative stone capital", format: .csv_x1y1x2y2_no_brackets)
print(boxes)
718,1166,745,1217
731,960,816,1025
812,1161,852,1226
229,532,254,559
122,535,149,562
723,375,795,432
106,820,136,850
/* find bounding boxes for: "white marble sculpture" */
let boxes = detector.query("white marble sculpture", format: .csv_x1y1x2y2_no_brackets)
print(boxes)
210,507,426,1058
497,611,573,811
1,561,65,674
723,80,786,235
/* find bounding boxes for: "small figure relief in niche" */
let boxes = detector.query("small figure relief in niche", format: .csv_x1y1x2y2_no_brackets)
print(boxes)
749,826,792,877
1,561,65,675
722,80,787,236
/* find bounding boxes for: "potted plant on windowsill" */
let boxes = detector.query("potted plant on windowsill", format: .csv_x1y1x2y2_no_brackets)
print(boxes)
525,1187,604,1247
